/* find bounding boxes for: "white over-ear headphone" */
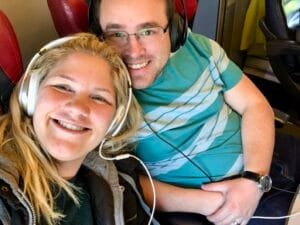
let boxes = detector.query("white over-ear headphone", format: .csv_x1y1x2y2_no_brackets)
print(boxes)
18,34,132,137
18,36,78,116
105,91,132,137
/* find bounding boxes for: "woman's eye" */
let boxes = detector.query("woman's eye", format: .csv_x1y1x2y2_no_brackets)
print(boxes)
53,84,73,92
91,95,112,105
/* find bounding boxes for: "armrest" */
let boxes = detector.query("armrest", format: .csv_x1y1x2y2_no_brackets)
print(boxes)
266,41,300,103
259,18,277,41
266,40,300,56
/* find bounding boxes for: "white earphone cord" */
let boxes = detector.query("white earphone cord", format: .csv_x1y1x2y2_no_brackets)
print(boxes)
128,154,156,225
252,211,300,220
98,140,156,225
251,185,300,220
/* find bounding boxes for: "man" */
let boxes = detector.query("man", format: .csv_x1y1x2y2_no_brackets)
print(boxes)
89,1,298,224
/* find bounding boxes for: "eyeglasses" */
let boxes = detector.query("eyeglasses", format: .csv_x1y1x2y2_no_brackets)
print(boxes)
103,24,169,47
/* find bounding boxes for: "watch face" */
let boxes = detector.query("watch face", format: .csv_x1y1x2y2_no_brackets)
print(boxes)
259,176,272,192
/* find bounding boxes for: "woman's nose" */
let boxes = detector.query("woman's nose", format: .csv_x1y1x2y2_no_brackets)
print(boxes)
66,95,90,117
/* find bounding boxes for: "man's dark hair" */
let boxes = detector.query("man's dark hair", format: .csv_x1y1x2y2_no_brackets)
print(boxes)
88,0,175,36
88,0,187,52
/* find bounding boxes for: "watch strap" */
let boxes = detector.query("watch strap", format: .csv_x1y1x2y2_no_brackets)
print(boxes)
241,171,261,181
241,170,272,192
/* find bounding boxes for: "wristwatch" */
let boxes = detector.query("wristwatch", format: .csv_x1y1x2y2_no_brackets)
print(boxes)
241,171,272,192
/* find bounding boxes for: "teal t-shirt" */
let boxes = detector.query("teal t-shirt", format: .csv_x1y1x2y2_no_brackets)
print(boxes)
134,32,244,188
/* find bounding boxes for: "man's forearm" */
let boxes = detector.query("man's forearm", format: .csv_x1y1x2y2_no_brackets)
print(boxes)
241,101,275,174
139,175,224,215
224,75,275,175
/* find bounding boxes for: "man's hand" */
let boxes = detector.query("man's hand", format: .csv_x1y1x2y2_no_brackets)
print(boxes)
202,178,263,225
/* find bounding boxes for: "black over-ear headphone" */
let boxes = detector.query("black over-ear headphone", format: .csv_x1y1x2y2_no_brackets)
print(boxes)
168,0,188,52
88,0,188,52
18,34,132,137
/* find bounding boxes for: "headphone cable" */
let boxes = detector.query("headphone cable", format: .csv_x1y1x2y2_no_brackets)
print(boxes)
98,140,156,225
143,117,213,182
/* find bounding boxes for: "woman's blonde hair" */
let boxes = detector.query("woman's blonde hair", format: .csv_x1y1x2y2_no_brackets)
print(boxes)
0,33,141,225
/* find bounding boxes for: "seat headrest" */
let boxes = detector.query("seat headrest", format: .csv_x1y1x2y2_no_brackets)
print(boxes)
47,0,89,37
0,10,23,113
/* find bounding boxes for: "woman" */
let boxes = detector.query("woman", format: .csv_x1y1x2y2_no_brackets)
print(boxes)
0,33,155,225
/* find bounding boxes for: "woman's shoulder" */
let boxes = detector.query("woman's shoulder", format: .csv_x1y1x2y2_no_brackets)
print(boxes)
0,178,28,225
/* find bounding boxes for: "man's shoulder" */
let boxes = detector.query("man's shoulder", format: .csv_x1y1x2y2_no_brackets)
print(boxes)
190,32,217,45
182,31,221,57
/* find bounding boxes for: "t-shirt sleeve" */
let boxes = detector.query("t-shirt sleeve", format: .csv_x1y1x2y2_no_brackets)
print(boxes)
209,39,243,91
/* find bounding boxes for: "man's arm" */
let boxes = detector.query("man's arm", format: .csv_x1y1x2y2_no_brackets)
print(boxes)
139,175,224,216
224,74,275,174
203,74,275,225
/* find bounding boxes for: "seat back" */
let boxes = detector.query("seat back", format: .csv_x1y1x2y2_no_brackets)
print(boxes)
0,10,23,113
175,0,198,26
47,0,89,37
260,0,300,104
265,0,290,40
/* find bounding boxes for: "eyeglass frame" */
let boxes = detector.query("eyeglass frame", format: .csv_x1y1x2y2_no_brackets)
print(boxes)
102,23,170,46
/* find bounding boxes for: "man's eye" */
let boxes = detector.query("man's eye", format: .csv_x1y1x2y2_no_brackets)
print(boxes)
108,31,127,38
139,28,156,37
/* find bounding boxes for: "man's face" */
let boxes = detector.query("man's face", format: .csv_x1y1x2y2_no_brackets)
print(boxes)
99,0,171,89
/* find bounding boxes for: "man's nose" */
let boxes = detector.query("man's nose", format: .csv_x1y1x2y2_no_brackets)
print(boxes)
125,35,145,56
